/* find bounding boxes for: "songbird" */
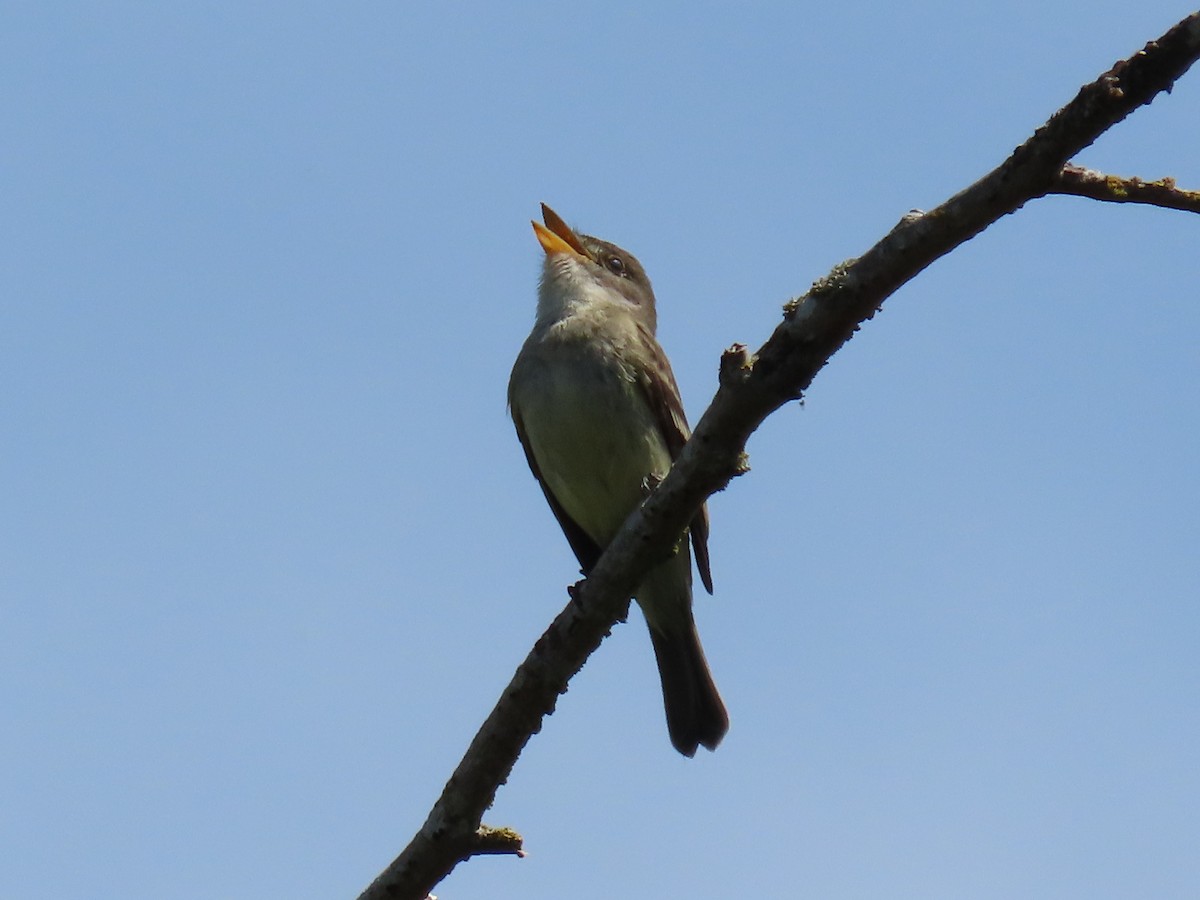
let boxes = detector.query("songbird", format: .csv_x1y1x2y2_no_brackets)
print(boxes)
508,204,728,756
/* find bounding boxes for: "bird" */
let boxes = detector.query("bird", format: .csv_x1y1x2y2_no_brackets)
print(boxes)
508,203,728,756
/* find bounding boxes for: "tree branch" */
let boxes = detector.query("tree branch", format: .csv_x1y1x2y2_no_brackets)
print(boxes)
359,12,1200,900
1047,162,1200,212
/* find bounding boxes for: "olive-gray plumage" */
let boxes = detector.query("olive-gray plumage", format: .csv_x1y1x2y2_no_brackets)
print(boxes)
508,204,728,756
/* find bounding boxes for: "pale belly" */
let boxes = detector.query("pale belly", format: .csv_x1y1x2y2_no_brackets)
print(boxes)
514,350,672,546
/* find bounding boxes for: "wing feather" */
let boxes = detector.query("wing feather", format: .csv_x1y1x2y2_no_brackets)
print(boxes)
633,323,714,594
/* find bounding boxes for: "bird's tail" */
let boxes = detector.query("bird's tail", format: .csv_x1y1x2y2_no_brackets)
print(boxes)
638,556,728,757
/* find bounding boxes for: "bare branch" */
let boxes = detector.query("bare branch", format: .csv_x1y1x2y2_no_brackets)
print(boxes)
358,12,1200,900
1047,162,1200,213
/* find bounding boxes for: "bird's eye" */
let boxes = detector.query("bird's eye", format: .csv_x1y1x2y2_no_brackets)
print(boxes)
604,254,627,276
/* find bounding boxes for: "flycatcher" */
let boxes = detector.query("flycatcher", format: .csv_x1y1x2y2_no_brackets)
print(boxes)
508,204,728,756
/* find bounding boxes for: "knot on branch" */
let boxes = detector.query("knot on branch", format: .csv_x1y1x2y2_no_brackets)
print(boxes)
718,344,754,388
473,825,526,858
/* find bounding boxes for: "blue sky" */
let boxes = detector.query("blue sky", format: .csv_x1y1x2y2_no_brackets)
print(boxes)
3,3,1198,898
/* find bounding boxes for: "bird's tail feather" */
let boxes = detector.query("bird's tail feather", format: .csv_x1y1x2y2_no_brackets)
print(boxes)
647,616,729,757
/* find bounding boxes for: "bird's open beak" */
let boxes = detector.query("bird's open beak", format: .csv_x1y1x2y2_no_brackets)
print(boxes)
532,203,590,258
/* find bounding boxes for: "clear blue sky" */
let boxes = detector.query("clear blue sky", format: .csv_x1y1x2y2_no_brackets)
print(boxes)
3,3,1198,898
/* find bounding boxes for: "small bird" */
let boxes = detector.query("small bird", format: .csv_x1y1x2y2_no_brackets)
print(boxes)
508,204,728,756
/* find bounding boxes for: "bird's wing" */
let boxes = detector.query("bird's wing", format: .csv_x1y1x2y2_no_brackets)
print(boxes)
633,323,714,594
511,405,604,574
